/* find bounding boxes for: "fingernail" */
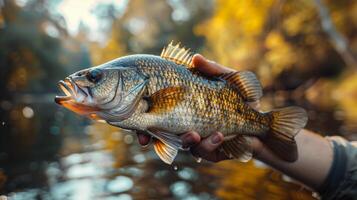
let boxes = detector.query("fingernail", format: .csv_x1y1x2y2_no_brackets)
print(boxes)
211,133,222,144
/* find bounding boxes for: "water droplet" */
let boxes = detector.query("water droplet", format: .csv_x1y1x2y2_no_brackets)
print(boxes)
1,122,5,126
173,165,178,171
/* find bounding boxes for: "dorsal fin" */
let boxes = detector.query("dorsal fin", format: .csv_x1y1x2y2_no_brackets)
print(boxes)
161,41,194,69
221,71,263,102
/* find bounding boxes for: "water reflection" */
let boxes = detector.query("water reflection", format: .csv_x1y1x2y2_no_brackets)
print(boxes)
170,181,192,198
107,176,133,193
177,167,198,181
0,92,331,199
0,118,317,200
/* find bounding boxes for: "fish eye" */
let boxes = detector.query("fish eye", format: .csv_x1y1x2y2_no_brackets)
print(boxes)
86,69,103,83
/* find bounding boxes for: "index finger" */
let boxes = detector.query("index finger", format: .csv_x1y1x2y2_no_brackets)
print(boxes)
192,54,234,76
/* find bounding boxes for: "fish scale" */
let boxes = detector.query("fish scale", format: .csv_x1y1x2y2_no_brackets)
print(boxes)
118,56,267,138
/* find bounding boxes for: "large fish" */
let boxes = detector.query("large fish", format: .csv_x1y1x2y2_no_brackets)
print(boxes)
55,42,308,164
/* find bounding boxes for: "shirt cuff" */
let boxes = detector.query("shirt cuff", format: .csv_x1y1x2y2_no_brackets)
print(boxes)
317,139,348,197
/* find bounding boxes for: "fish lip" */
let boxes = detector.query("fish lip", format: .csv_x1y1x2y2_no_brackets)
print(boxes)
55,95,71,105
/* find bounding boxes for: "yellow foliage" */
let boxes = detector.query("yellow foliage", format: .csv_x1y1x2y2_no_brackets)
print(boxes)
265,31,296,77
305,79,337,109
195,0,354,87
334,72,357,121
195,0,274,68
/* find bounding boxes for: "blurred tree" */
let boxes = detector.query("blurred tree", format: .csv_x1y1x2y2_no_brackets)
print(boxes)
0,0,66,94
195,0,356,87
91,0,212,60
0,0,64,163
0,0,90,167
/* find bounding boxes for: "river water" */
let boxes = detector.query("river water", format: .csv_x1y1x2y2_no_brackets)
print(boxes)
0,101,323,200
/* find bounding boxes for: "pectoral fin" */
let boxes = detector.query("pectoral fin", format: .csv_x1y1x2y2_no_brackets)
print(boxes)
147,129,182,164
220,71,263,102
149,86,189,114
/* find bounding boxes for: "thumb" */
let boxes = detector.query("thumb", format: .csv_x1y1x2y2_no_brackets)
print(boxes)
192,54,233,76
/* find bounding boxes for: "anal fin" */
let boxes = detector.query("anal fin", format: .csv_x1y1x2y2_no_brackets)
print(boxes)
221,136,253,162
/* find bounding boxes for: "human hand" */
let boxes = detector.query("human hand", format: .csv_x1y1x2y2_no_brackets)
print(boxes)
136,54,265,162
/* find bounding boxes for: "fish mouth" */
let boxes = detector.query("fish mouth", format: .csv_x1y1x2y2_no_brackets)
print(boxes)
55,78,93,104
55,79,74,104
55,78,99,116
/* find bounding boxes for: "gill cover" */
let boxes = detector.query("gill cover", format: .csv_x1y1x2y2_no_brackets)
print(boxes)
98,67,149,121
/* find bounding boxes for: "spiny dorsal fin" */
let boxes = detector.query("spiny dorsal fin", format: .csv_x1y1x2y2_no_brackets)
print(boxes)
161,41,194,69
220,71,263,102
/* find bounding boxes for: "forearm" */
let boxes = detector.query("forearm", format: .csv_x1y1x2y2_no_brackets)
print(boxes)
255,129,333,190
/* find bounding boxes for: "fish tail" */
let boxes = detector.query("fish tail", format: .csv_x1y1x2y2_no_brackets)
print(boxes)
263,106,308,162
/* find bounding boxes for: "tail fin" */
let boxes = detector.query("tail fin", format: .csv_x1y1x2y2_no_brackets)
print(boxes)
263,106,308,162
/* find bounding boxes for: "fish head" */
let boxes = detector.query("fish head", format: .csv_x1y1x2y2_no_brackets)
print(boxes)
55,66,120,119
55,57,148,121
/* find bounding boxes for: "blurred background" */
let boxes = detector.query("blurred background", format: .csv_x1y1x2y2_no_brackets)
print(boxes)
0,0,357,199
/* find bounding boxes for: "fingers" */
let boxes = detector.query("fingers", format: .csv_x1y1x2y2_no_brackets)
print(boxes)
192,132,224,152
190,132,230,162
192,54,234,76
136,131,151,146
180,131,229,162
138,130,230,162
181,131,201,148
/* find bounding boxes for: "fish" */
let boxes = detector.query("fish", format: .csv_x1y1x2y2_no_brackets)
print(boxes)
55,42,308,164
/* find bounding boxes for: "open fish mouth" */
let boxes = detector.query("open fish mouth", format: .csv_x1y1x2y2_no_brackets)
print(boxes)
55,78,93,105
55,79,74,105
55,78,99,117
55,78,80,104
